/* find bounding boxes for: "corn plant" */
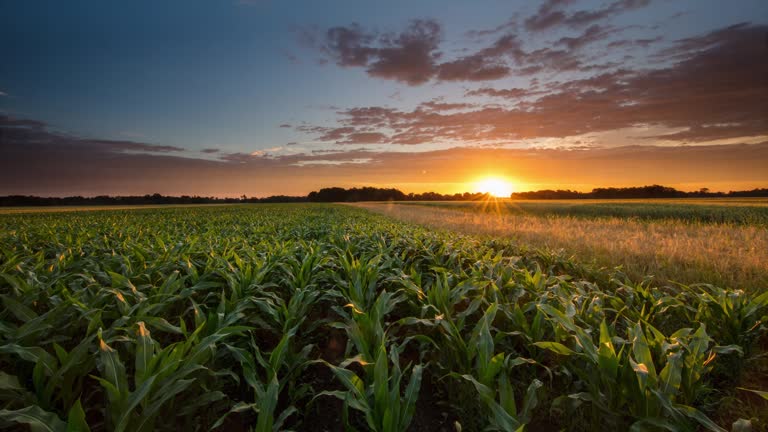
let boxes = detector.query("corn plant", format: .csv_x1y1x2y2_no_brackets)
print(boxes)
537,304,740,431
319,342,423,432
217,326,311,431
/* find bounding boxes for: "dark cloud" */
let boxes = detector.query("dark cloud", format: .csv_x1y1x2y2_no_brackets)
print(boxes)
556,25,615,50
279,123,292,128
316,20,527,84
323,23,378,67
311,0,654,85
201,148,220,153
436,34,523,81
320,19,442,85
418,100,475,111
606,36,662,49
525,0,652,32
523,0,573,33
0,116,184,153
654,22,754,61
298,24,768,145
465,17,518,39
366,20,442,84
465,87,536,99
336,132,388,144
314,12,627,84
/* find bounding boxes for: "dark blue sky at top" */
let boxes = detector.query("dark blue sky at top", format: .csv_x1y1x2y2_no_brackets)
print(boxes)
1,0,764,154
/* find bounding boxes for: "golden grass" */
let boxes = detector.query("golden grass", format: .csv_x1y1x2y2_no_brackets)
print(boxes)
352,201,768,290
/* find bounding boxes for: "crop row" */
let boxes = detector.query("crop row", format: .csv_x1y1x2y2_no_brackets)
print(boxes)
0,205,766,431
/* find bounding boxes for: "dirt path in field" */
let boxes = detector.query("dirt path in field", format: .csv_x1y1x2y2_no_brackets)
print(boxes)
350,202,768,291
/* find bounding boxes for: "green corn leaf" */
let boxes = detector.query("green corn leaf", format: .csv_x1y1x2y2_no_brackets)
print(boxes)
373,344,389,417
533,341,576,356
114,375,157,432
460,374,522,431
658,351,683,398
499,371,517,418
737,387,768,400
401,364,423,430
66,400,90,432
598,319,619,378
255,375,279,432
519,379,542,424
1,294,38,323
675,404,727,432
97,338,129,404
273,405,298,432
0,371,24,390
135,322,154,386
0,344,57,376
0,405,67,432
140,317,183,334
327,363,366,400
630,322,657,386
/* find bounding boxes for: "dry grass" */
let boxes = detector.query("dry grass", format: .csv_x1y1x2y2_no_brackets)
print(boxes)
352,201,768,290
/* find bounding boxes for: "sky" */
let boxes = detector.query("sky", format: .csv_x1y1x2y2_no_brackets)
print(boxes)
1,0,767,197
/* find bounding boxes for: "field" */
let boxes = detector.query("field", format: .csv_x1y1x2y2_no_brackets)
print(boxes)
356,199,768,291
0,204,766,431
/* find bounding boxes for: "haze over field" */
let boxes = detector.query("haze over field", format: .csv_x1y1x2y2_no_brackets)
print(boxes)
1,0,767,196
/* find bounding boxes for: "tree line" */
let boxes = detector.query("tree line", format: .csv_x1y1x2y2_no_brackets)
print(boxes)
510,185,768,199
1,185,767,206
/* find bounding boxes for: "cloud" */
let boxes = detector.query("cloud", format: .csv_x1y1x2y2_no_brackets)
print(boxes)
316,20,527,84
465,87,536,99
297,23,768,145
312,9,639,84
0,91,7,97
418,100,475,111
336,132,388,144
435,34,522,81
2,112,767,196
0,115,184,153
556,25,616,50
319,19,442,85
606,36,662,49
525,0,652,32
292,157,372,166
201,148,220,153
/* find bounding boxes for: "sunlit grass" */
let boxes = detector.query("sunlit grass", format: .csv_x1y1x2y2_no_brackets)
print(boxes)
354,200,768,290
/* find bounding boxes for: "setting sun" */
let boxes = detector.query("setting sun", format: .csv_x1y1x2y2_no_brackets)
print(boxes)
475,177,514,197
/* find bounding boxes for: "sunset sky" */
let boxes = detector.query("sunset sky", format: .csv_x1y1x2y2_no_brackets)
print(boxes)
1,0,767,197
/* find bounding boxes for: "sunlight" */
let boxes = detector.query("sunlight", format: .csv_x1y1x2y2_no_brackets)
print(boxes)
474,177,515,197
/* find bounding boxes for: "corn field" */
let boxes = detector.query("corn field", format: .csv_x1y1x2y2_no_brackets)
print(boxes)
0,205,766,431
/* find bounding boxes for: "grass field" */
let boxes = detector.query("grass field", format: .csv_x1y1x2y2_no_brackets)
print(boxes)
0,204,766,431
356,199,768,291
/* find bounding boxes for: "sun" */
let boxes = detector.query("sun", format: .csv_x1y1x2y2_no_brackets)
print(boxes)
475,177,514,197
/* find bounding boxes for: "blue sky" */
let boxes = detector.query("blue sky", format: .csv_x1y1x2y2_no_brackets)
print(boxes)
1,0,767,196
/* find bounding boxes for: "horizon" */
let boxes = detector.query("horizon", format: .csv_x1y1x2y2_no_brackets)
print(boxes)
2,1,767,196
2,183,766,201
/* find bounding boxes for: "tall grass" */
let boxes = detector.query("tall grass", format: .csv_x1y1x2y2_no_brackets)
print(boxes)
355,201,768,290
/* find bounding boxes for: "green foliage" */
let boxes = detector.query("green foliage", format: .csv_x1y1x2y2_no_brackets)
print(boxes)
0,204,765,431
